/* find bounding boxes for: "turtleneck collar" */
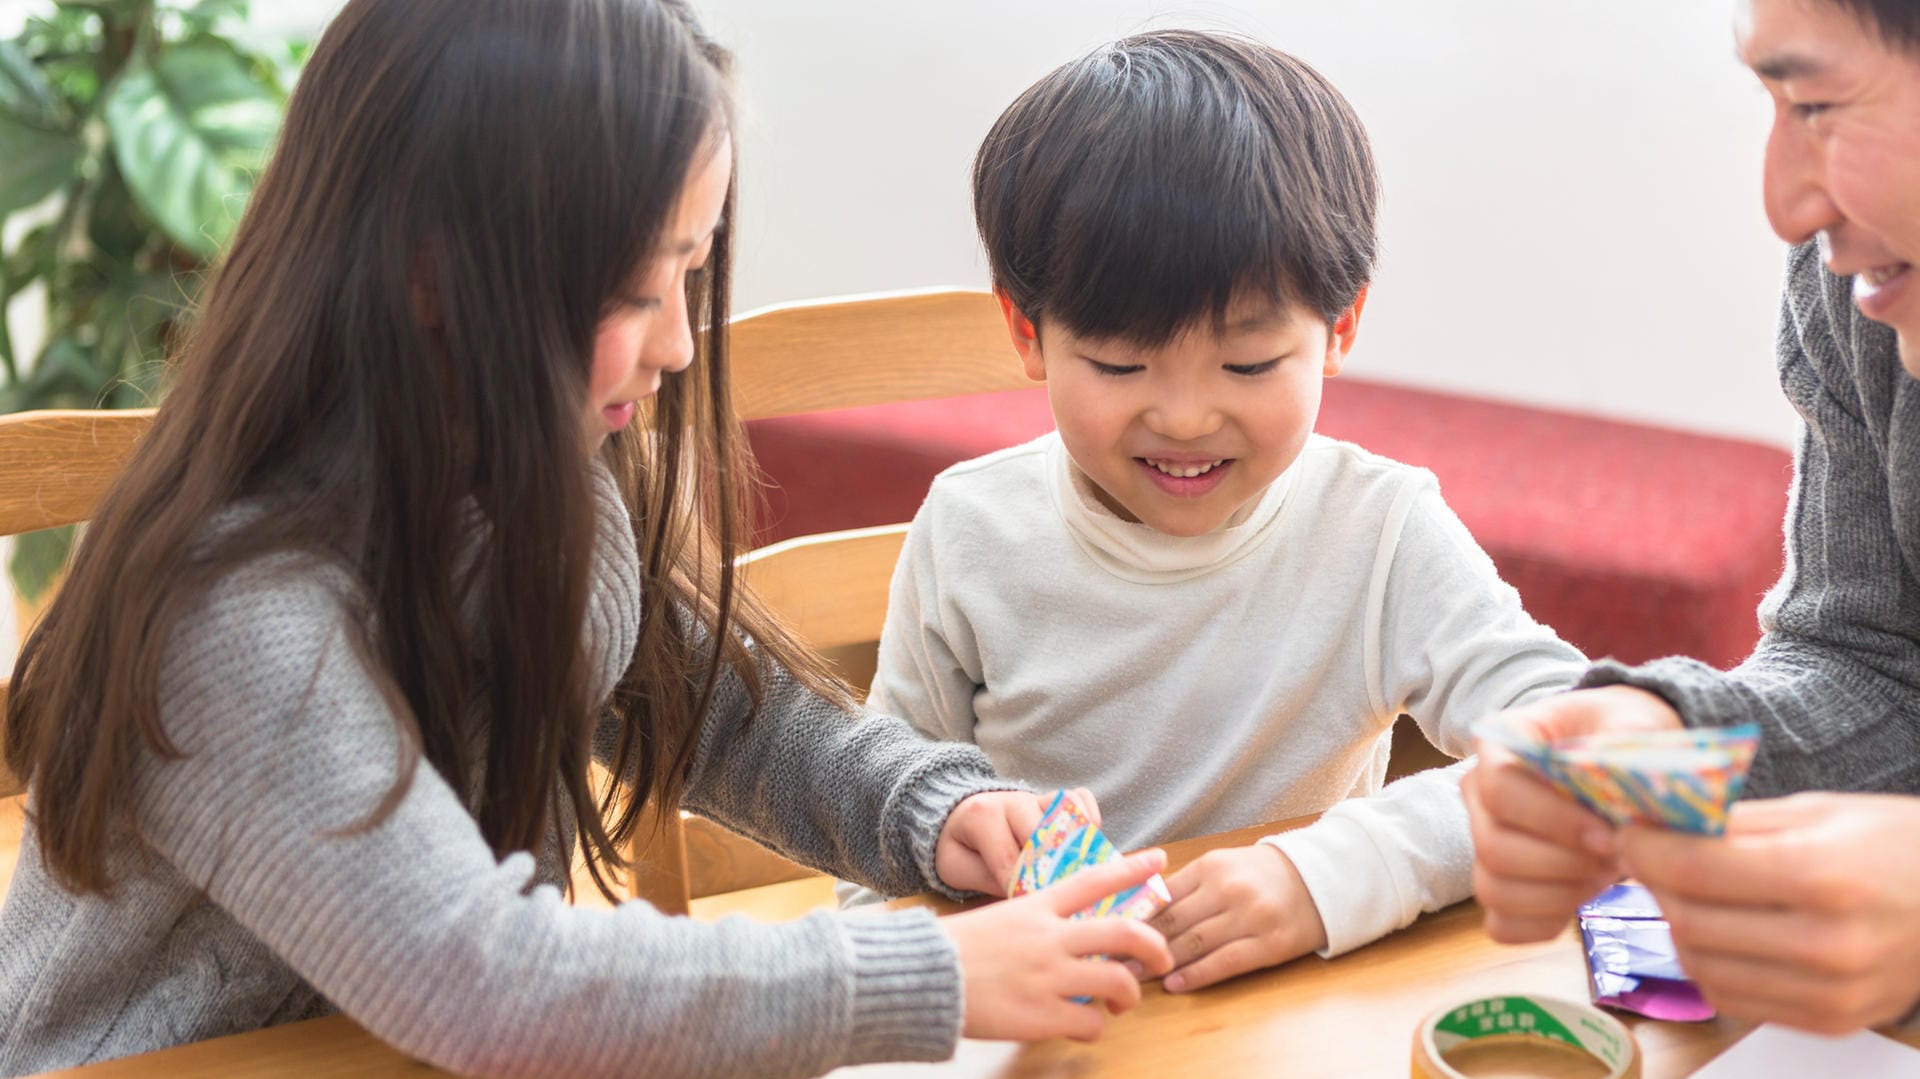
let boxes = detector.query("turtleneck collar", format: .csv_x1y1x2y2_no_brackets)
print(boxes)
1045,433,1298,584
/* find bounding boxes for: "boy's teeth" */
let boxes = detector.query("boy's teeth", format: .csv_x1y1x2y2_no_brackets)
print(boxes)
1147,459,1224,478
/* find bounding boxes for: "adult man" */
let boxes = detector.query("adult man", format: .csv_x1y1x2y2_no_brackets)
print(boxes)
1465,0,1920,1034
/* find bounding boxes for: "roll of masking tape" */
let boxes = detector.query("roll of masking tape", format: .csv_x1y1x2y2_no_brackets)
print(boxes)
1411,994,1641,1079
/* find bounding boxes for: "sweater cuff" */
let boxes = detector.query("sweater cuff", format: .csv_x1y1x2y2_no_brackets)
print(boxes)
896,756,1031,901
836,907,964,1066
1579,657,1749,730
1261,816,1408,958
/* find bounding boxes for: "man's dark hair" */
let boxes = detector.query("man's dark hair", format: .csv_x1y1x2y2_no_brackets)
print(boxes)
972,30,1377,345
1828,0,1920,55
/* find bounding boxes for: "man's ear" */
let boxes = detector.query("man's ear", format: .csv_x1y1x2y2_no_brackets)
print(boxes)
996,290,1046,382
1323,285,1368,377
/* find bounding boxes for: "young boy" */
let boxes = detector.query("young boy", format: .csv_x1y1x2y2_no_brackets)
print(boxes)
864,30,1588,991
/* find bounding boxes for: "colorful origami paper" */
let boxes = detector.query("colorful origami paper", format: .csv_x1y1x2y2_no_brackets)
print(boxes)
1007,790,1171,921
1481,723,1760,835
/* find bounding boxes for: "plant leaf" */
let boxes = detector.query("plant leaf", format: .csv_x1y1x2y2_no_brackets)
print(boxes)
0,40,68,130
104,40,282,259
10,526,74,604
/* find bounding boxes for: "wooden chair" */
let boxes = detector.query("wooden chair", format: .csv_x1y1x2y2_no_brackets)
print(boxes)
0,408,156,800
630,287,1026,913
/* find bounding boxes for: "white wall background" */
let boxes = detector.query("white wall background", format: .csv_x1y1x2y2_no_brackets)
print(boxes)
253,0,1794,448
0,0,1802,664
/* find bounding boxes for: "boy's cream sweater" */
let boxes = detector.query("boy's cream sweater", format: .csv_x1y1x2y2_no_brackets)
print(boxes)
871,432,1587,954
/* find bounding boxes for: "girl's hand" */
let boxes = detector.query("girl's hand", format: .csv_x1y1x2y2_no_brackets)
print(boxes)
1623,793,1920,1034
1463,685,1681,942
944,849,1174,1042
936,787,1099,896
1150,843,1326,992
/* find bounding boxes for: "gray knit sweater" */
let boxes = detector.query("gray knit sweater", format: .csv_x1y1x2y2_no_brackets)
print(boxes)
0,461,1017,1078
1584,242,1920,796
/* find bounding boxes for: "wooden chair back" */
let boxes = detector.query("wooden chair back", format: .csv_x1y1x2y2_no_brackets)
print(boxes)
0,408,158,798
0,290,1019,905
628,289,1021,913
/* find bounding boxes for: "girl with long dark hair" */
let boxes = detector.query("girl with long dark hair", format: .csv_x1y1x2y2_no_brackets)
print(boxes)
0,1,1170,1074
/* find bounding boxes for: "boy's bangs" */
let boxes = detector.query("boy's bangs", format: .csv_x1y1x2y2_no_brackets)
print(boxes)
1046,125,1299,346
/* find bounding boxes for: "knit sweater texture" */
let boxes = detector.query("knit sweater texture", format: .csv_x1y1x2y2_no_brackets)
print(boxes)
1585,243,1920,796
866,432,1588,955
0,460,1018,1078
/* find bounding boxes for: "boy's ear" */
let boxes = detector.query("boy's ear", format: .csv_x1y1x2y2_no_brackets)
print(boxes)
1323,285,1369,378
996,290,1046,382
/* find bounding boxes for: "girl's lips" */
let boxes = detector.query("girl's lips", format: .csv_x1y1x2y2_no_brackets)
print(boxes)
1136,456,1232,497
602,401,637,431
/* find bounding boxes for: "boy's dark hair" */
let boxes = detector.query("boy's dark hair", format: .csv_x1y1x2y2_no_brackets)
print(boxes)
973,30,1377,345
1827,0,1920,54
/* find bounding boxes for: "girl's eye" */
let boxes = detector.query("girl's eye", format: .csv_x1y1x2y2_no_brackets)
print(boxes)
1088,360,1144,377
621,296,661,313
1225,359,1281,376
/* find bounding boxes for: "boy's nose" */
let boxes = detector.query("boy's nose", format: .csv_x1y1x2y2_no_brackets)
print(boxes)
1143,393,1224,441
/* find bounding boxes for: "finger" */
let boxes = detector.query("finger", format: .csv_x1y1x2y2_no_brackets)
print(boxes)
1165,909,1240,972
971,817,1025,894
1471,864,1616,927
1070,786,1100,828
1044,849,1167,916
1621,826,1800,907
1470,746,1619,856
1149,870,1225,940
1165,937,1272,993
1005,795,1042,848
1727,792,1831,835
1666,947,1893,1033
1065,917,1173,974
1471,808,1619,884
1062,958,1143,1015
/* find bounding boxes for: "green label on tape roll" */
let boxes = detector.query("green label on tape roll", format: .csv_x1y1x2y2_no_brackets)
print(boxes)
1427,995,1635,1075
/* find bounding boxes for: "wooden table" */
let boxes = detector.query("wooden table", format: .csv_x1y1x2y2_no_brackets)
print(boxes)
35,820,1920,1077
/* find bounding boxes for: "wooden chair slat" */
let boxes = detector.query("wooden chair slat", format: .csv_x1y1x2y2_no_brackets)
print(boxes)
0,409,155,536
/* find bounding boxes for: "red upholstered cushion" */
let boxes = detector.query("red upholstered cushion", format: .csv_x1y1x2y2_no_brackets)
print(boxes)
744,379,1791,670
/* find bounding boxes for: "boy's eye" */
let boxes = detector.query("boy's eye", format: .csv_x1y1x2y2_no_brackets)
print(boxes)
1087,360,1144,377
1225,359,1281,376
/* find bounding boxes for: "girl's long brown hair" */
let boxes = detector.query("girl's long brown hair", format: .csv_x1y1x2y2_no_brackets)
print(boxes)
5,0,845,899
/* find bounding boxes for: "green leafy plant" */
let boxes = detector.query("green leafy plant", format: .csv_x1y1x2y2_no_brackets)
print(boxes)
0,0,306,600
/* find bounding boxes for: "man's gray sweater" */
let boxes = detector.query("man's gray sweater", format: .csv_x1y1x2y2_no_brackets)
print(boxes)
1586,241,1920,796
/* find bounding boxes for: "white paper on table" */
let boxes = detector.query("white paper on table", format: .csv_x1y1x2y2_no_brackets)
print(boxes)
822,1039,1022,1077
1691,1024,1920,1077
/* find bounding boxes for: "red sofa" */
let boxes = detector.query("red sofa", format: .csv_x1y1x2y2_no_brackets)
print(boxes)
746,378,1792,670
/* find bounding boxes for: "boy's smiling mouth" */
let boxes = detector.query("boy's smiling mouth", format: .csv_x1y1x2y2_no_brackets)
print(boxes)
1135,456,1234,497
1141,457,1226,478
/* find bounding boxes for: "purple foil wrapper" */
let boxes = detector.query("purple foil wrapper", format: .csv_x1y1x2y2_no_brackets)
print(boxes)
1578,884,1716,1022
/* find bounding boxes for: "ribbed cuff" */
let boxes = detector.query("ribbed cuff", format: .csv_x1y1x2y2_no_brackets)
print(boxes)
836,907,964,1067
1578,658,1746,729
1261,816,1404,958
895,753,1031,901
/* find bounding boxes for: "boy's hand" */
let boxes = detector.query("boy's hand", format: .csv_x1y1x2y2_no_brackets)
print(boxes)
1622,793,1920,1034
1150,843,1327,992
1464,685,1680,942
945,849,1174,1042
936,787,1100,896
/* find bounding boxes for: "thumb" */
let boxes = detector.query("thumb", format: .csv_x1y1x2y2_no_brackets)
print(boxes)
1069,786,1101,828
1044,849,1167,917
1727,792,1832,836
